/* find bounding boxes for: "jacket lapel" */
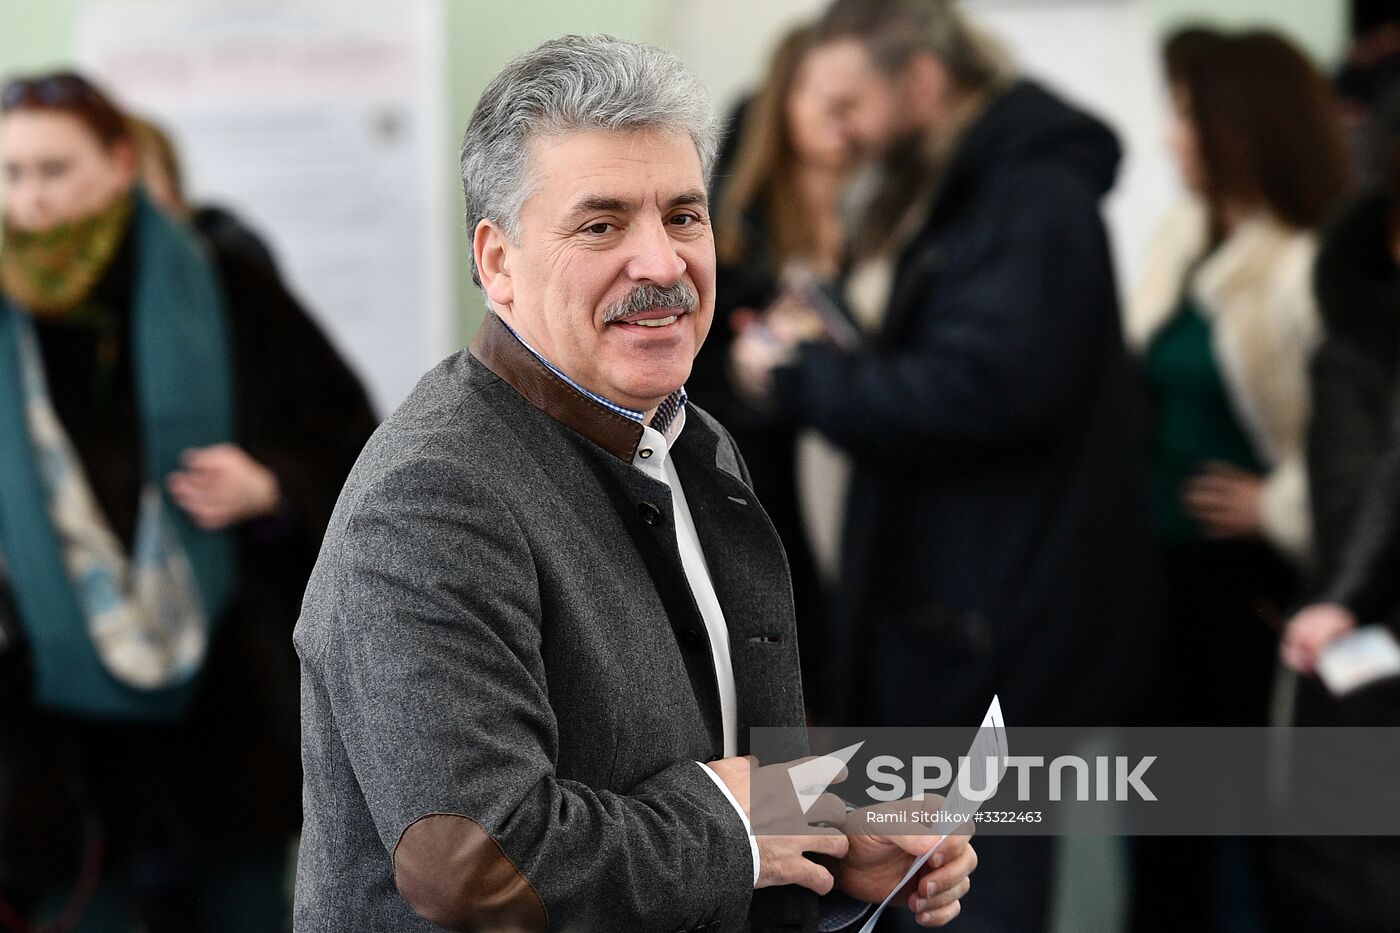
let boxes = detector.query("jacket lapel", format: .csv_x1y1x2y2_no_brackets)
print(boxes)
671,418,808,757
467,311,808,756
558,432,729,758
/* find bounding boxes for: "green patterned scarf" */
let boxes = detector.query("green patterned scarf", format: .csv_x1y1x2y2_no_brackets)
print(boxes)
0,193,133,319
0,189,236,721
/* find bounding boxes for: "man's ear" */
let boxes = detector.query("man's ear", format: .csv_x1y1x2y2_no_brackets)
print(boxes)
474,219,515,309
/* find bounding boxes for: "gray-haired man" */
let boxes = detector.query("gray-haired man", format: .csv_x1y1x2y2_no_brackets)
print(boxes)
293,35,974,932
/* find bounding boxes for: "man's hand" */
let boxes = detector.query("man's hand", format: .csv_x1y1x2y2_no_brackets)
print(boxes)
1182,462,1264,539
166,443,281,530
836,800,977,927
707,756,851,894
1282,603,1358,675
709,759,979,924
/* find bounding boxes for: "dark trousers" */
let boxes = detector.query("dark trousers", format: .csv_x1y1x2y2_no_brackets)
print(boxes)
1263,663,1400,930
1142,540,1295,729
0,706,292,933
1129,540,1296,933
23,844,290,933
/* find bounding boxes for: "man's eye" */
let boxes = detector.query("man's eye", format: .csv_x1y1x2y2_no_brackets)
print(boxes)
584,222,613,235
670,213,700,227
38,161,69,179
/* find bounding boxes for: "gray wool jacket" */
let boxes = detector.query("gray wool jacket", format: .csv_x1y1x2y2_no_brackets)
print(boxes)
293,312,817,932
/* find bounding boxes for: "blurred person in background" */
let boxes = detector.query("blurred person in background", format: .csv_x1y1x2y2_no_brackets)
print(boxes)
126,115,280,279
688,23,852,717
0,71,376,931
731,0,1156,929
1272,139,1400,933
1125,30,1350,933
1336,0,1400,185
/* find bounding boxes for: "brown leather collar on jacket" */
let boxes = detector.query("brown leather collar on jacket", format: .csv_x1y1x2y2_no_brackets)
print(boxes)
470,311,645,462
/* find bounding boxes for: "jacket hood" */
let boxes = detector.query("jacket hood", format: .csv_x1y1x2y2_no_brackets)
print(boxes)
944,80,1122,201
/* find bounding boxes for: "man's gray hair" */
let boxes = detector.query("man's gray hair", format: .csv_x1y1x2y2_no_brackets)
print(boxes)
460,34,719,286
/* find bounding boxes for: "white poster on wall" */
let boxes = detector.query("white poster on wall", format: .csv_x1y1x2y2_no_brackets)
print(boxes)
77,0,451,415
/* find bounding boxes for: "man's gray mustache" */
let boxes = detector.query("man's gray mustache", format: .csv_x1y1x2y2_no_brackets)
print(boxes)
602,283,699,323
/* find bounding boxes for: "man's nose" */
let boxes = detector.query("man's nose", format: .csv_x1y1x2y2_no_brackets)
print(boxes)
625,217,686,285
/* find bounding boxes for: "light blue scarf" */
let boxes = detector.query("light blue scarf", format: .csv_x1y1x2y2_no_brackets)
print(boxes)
0,190,236,721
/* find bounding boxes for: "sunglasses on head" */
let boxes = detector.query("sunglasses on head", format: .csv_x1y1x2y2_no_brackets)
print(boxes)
0,73,100,112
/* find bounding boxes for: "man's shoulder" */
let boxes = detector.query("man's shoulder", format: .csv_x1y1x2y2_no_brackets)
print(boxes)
348,348,535,488
295,350,535,656
308,351,532,570
378,347,507,443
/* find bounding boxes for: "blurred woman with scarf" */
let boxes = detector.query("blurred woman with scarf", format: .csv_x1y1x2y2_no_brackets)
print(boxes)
0,71,376,931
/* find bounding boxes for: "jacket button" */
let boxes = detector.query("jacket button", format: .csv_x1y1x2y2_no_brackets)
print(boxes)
639,502,663,526
678,628,706,651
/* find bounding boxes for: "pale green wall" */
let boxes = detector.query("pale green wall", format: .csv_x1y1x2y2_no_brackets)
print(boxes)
0,0,81,74
0,0,1352,342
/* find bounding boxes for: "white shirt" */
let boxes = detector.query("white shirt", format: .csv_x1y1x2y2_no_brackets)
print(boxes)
630,412,761,885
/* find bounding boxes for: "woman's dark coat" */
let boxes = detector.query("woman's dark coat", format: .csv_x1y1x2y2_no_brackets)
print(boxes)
1269,187,1400,933
0,209,377,890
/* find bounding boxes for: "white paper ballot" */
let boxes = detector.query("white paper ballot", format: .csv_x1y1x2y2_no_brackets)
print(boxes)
790,742,867,815
1317,626,1400,696
857,696,1008,933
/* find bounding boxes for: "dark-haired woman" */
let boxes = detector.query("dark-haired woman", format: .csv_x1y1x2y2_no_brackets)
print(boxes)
1126,31,1351,933
1268,140,1400,933
687,25,852,717
1129,29,1350,722
0,72,377,931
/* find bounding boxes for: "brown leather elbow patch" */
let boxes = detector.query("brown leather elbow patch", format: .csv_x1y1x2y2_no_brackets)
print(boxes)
393,813,548,932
